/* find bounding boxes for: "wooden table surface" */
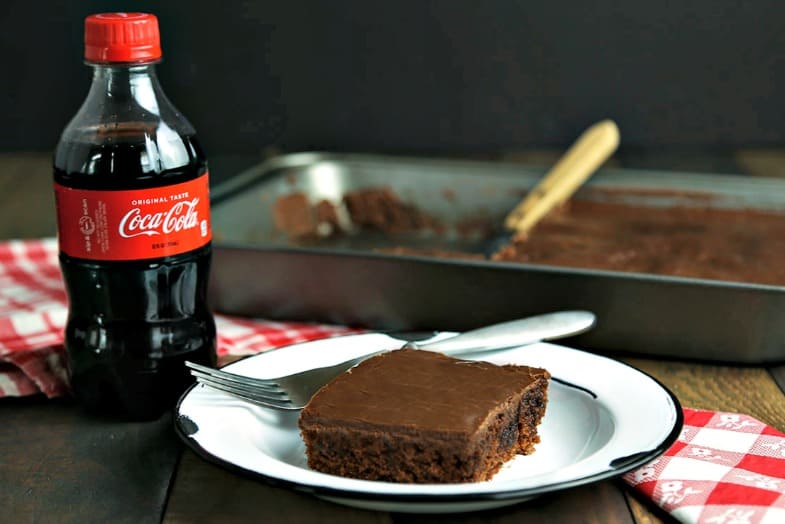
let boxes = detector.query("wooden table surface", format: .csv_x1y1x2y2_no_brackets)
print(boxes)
2,151,785,524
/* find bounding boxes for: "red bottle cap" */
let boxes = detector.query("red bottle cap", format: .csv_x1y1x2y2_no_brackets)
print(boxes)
84,13,162,63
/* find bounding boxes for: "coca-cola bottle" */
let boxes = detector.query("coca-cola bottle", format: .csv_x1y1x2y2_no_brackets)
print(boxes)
53,12,216,420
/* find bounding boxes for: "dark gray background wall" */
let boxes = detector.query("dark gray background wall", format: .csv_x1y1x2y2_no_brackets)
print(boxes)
3,0,784,157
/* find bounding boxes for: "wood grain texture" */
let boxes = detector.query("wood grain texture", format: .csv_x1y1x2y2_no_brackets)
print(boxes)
0,396,180,524
165,450,391,524
0,153,56,239
165,450,636,524
735,149,785,178
391,481,634,524
3,151,785,523
770,365,785,398
625,489,675,524
623,358,785,432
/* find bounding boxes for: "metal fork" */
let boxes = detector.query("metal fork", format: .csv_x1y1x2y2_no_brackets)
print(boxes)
186,310,595,410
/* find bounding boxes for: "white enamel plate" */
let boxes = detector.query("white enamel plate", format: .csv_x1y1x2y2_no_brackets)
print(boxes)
175,333,682,513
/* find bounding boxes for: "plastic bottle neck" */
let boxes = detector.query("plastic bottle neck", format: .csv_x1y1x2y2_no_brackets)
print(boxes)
55,57,200,177
88,62,164,117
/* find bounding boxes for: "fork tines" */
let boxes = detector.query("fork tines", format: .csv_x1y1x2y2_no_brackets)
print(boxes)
185,361,296,410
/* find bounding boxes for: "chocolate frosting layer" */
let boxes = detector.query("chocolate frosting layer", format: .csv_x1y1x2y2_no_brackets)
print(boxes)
300,349,549,435
494,199,785,285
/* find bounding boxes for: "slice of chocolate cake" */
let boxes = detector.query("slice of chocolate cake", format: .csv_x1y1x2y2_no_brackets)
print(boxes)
298,349,550,483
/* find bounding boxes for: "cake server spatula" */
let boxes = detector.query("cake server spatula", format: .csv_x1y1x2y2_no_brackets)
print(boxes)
483,119,620,257
186,310,596,410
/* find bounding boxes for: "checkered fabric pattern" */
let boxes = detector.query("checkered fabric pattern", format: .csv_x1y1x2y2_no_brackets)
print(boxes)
624,408,785,524
4,239,785,522
0,238,359,398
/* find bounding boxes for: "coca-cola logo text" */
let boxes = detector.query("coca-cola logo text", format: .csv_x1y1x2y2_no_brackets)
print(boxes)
119,198,201,238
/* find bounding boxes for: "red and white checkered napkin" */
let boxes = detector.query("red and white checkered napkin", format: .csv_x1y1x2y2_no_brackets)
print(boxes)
624,408,785,524
4,240,785,521
0,238,359,398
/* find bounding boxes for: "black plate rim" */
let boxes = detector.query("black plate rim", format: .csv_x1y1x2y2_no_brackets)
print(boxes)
174,337,684,506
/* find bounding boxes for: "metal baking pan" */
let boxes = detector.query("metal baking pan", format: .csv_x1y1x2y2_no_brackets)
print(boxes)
208,152,785,364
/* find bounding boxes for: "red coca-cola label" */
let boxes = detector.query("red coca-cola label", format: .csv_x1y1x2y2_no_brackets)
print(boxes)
54,174,212,260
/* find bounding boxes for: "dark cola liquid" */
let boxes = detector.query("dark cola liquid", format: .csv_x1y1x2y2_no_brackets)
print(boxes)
54,134,216,420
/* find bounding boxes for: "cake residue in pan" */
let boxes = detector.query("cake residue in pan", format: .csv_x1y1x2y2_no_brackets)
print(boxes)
273,187,444,239
273,186,785,286
492,199,785,285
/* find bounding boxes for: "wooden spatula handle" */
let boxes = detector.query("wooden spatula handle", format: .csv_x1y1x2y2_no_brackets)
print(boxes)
504,119,620,233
